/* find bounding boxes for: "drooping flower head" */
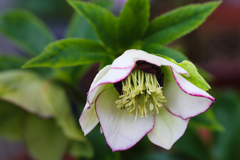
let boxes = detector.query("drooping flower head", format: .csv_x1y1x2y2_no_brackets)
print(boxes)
80,49,214,152
114,60,167,121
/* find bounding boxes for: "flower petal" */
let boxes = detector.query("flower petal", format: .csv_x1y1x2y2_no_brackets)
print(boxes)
111,49,189,75
89,65,111,92
96,86,155,152
80,66,112,135
88,67,133,101
162,66,215,120
147,107,189,150
87,65,111,106
87,83,109,106
79,102,99,136
88,50,190,104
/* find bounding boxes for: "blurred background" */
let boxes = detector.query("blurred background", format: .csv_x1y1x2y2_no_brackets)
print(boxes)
1,0,240,160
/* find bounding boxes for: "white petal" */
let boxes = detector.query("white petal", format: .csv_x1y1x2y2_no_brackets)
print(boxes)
89,65,111,92
111,49,189,75
88,50,190,106
87,65,111,106
96,86,155,152
88,67,132,104
87,83,109,106
147,107,189,150
163,67,215,120
79,102,99,136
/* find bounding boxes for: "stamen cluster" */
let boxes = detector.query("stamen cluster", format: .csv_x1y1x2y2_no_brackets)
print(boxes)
115,68,167,120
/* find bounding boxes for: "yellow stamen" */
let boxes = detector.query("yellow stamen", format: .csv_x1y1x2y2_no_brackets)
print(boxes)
115,68,167,121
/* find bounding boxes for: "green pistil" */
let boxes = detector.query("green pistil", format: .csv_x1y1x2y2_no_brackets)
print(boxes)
115,69,167,121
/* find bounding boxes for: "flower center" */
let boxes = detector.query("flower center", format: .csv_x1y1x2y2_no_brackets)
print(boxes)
115,67,167,121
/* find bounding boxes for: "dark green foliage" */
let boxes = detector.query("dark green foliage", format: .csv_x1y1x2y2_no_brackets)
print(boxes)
65,13,100,42
0,10,55,56
24,115,69,160
68,1,118,49
23,39,108,68
143,2,221,45
0,55,28,71
118,0,150,49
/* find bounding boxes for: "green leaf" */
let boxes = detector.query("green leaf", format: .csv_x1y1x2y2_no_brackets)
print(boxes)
92,0,114,10
196,66,213,82
53,65,91,86
0,70,86,142
0,55,27,71
43,80,86,141
118,0,149,49
0,10,55,56
178,60,211,91
22,39,108,68
142,44,188,63
67,1,118,49
65,0,113,41
143,1,221,45
99,57,113,70
0,100,27,141
24,115,69,160
190,109,224,131
0,70,54,117
69,141,94,159
65,13,100,42
154,54,210,91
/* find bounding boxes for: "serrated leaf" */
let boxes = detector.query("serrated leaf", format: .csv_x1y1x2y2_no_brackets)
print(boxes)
67,1,118,49
0,55,27,71
190,109,224,131
118,0,150,49
65,13,100,42
143,1,221,45
142,44,188,63
0,100,27,141
0,10,55,56
24,115,69,160
23,39,108,68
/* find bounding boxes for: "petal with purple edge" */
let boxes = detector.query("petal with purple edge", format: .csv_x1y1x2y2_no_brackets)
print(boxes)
88,67,133,97
89,65,111,92
87,83,109,106
96,86,155,152
87,65,111,106
79,102,99,136
162,66,215,120
147,107,189,150
111,49,189,75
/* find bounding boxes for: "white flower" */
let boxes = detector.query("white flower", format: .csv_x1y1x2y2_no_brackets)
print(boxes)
79,49,214,152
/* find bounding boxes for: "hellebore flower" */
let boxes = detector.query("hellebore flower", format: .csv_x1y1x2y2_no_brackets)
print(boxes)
79,49,214,151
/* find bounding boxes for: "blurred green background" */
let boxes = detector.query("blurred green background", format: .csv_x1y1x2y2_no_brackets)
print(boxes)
1,0,240,160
